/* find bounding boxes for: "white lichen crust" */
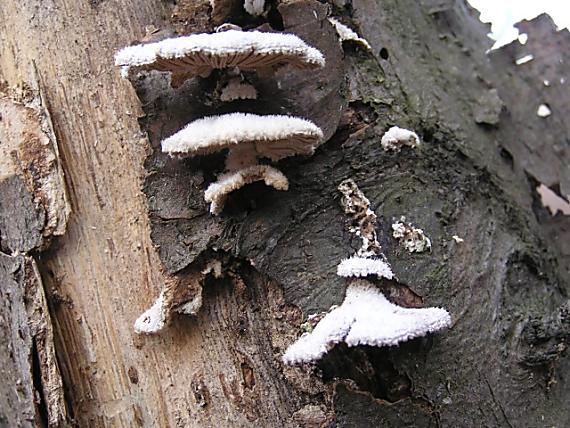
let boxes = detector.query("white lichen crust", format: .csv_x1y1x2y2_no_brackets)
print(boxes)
337,256,393,279
381,126,420,152
115,30,325,79
392,217,432,253
283,281,451,364
328,18,372,50
161,113,323,160
205,165,289,214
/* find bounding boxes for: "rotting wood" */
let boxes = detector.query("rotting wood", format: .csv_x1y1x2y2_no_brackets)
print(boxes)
0,253,67,427
0,80,69,426
0,0,569,426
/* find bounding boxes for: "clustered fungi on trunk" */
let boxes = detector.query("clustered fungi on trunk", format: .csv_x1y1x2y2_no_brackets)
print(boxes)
115,28,325,214
283,179,450,364
115,3,450,367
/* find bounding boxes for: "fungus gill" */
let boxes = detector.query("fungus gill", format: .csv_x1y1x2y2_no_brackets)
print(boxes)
115,29,325,84
161,112,323,214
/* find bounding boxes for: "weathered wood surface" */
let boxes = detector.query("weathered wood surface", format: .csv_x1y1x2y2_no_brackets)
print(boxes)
0,85,69,426
1,0,569,426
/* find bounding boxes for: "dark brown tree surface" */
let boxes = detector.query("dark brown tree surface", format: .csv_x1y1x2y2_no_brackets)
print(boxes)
1,0,569,427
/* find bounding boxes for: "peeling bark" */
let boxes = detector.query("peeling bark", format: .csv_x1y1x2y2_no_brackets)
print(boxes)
0,254,66,427
0,64,69,427
0,86,70,248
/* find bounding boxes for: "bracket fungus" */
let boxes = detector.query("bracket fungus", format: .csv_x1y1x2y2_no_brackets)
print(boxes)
115,29,325,87
134,288,204,334
161,112,323,214
381,126,420,152
328,18,372,51
283,280,451,364
283,179,451,365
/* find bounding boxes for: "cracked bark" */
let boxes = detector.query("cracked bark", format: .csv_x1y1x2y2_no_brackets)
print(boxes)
1,0,569,426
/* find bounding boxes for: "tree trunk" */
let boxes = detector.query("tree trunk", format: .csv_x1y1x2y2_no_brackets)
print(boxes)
1,0,569,427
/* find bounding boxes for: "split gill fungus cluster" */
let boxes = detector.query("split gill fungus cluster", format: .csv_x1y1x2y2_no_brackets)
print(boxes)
114,1,451,368
115,27,325,214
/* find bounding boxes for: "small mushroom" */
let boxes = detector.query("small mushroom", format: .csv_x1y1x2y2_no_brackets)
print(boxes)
115,29,325,86
134,288,204,334
336,256,393,279
204,165,289,215
243,0,265,16
220,77,257,101
381,126,420,152
161,112,323,214
283,280,451,364
328,18,372,51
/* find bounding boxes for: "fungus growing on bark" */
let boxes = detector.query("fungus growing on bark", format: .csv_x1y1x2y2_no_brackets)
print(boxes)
337,179,382,257
451,235,465,244
283,179,451,365
283,280,451,364
161,112,323,214
243,0,265,16
328,18,372,50
204,165,288,215
392,217,432,253
381,126,420,152
115,29,325,86
134,287,205,334
220,77,258,101
537,104,552,117
336,256,393,279
134,258,227,334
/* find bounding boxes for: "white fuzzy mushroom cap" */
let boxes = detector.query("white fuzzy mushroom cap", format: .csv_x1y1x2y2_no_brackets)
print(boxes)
161,113,324,160
381,126,420,152
336,256,393,279
204,165,289,215
328,18,372,50
244,0,265,16
283,281,451,364
134,292,166,334
115,30,325,77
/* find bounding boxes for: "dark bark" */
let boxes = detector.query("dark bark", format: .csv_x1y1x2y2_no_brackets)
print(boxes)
0,87,68,426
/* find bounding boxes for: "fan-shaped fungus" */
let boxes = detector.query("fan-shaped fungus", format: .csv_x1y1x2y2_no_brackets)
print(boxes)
283,280,451,364
161,112,323,214
115,29,325,85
